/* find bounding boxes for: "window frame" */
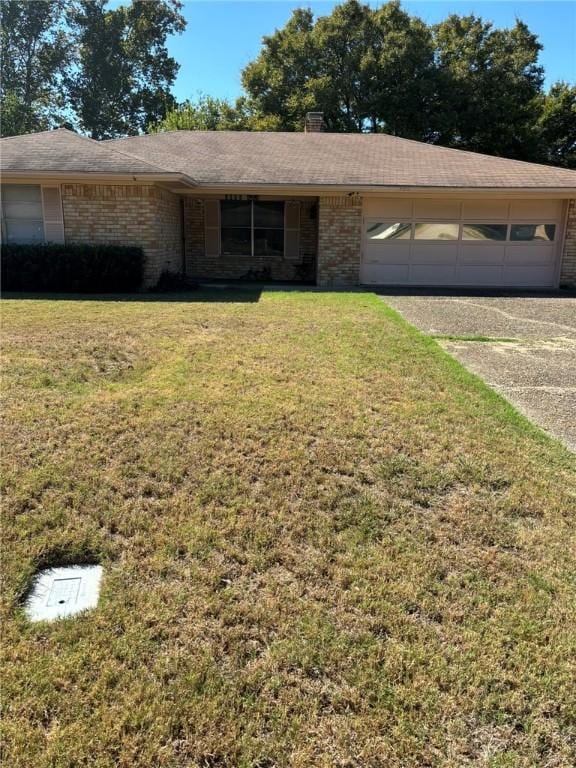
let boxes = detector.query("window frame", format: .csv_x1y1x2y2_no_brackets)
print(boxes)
509,223,557,243
220,200,285,257
365,221,413,241
460,223,509,242
364,218,559,244
1,184,45,245
413,222,460,241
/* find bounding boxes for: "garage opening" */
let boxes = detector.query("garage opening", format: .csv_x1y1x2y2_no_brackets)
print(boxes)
361,198,564,288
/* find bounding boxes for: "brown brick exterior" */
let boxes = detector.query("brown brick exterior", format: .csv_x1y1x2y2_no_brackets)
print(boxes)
317,195,362,287
61,184,182,287
560,199,576,286
183,197,318,282
60,186,575,289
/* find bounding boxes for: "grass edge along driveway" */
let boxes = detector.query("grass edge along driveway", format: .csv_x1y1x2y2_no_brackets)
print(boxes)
2,290,575,768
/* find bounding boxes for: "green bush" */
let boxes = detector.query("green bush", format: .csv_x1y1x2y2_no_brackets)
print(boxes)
1,243,144,293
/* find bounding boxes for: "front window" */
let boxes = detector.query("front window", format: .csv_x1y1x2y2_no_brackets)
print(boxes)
1,185,44,243
221,201,251,256
220,200,284,256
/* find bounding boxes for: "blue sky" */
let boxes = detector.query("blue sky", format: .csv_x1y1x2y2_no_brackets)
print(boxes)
164,0,576,103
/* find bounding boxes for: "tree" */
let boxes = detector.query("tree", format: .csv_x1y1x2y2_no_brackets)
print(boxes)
240,0,566,164
242,0,430,134
68,0,185,139
150,94,251,132
536,82,576,168
432,15,544,159
241,8,317,131
354,1,435,137
242,1,436,134
0,0,70,135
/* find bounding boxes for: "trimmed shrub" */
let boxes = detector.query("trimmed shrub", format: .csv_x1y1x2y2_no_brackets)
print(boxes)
1,243,144,293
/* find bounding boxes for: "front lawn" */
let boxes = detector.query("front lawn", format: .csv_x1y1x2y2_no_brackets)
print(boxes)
2,290,575,767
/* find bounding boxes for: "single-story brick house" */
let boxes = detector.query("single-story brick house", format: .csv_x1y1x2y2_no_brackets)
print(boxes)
2,113,576,289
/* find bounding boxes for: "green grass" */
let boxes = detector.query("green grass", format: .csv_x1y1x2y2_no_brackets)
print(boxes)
2,290,575,768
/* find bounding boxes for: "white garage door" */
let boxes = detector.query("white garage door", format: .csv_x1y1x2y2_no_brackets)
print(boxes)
361,198,564,288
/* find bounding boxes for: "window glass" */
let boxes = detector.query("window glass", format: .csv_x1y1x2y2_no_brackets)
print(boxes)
414,223,459,240
3,201,44,219
4,220,45,243
254,228,284,256
1,184,44,243
254,201,284,228
219,200,285,256
510,224,556,242
220,201,251,227
366,222,411,240
2,185,42,203
221,227,251,255
462,224,507,241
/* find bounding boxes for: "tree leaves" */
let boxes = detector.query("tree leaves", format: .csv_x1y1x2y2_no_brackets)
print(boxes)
0,0,70,134
237,0,573,165
0,0,186,139
536,82,576,168
1,0,573,167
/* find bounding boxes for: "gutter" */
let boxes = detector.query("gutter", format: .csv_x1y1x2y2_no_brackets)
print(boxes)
185,183,576,197
1,173,574,198
0,170,198,187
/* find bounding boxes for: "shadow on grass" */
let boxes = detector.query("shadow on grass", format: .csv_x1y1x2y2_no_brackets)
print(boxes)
0,288,263,303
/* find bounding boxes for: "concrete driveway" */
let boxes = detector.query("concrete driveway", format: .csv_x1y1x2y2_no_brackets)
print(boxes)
380,291,576,451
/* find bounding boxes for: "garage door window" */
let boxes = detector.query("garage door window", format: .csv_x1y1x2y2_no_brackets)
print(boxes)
366,222,411,240
462,224,507,241
510,224,556,242
414,223,459,240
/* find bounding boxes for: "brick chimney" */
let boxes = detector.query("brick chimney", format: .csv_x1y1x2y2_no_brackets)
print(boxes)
304,112,325,133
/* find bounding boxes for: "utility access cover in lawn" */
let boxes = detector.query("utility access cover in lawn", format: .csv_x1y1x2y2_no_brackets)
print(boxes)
25,565,103,622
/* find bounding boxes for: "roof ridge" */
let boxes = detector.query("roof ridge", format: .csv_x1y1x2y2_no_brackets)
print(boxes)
96,140,177,175
1,127,179,174
62,129,178,174
0,127,74,141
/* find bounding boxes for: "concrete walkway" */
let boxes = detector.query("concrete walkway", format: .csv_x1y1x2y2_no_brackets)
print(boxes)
380,291,576,452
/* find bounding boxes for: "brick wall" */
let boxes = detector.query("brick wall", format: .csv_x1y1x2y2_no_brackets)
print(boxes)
317,195,362,287
560,199,576,286
61,184,182,287
183,197,318,282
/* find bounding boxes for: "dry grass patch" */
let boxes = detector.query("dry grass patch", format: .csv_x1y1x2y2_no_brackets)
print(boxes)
1,290,575,768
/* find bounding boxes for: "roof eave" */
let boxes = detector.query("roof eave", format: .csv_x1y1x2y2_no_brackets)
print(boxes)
1,173,573,197
0,170,198,187
183,182,576,197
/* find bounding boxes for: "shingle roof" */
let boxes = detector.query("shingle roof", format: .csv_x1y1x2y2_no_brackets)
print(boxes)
0,128,176,176
2,127,576,190
107,130,576,189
